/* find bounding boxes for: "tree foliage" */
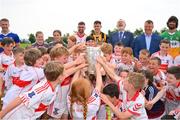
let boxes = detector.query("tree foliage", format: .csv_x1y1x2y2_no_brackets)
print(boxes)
28,33,36,43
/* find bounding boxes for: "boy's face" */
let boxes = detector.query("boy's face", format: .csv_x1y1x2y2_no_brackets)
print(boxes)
120,71,128,79
55,55,68,64
148,60,159,74
15,53,24,64
3,43,14,53
103,53,112,62
123,79,132,92
86,40,96,47
114,46,123,55
139,54,149,65
160,43,170,54
34,57,44,68
121,53,132,63
166,73,178,86
42,54,50,63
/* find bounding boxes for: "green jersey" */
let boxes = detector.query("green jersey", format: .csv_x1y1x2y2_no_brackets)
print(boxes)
161,30,180,58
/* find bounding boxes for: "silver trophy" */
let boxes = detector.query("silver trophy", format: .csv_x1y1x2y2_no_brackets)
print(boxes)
86,46,103,74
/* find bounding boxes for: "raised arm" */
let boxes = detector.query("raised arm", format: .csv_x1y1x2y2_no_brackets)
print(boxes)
95,62,103,91
97,56,121,82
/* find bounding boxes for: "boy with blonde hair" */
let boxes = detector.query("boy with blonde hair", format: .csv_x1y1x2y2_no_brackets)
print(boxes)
0,61,64,119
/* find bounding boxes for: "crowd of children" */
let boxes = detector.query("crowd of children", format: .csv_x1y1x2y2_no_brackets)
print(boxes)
0,33,179,120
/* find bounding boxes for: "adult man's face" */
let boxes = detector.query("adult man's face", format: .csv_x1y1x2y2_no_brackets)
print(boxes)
144,22,153,35
78,24,85,34
94,23,101,33
168,21,176,30
1,20,9,33
117,20,126,31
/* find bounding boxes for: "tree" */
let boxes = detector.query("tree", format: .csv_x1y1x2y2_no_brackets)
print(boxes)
133,28,143,37
28,33,36,43
160,27,168,34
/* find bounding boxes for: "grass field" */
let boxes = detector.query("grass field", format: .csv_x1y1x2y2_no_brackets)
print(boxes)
20,43,31,48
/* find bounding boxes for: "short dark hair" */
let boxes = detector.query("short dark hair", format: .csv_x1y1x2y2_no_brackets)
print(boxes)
167,16,178,28
78,21,85,25
1,38,14,46
0,18,9,22
160,39,170,45
94,20,101,25
140,70,154,86
53,30,61,36
150,57,161,65
145,20,153,24
103,83,119,98
114,42,124,47
167,66,180,80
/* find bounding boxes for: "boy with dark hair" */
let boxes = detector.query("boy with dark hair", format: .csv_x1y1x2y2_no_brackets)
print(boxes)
98,83,120,120
147,66,180,119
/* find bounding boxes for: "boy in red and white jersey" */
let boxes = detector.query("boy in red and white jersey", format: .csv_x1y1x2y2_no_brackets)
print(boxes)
151,40,173,72
0,61,64,119
2,48,26,108
47,46,87,119
97,57,148,120
148,57,166,90
147,66,180,117
97,83,121,120
2,48,45,108
101,72,148,120
0,38,15,96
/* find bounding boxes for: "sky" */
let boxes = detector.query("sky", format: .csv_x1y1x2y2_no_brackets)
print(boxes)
0,0,180,39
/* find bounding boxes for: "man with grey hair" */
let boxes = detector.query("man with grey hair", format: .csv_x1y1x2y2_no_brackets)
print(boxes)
109,19,134,48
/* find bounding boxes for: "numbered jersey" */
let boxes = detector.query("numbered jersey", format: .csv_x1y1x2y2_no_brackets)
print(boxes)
2,80,58,120
67,88,100,120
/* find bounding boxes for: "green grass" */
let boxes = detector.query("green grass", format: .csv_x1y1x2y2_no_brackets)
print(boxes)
20,43,31,48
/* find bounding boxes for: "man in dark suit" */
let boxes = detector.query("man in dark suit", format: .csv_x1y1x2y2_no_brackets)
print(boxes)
133,20,162,58
109,19,134,48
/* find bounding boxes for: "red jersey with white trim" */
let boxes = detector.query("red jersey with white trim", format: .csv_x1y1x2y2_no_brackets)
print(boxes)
0,52,14,70
74,32,87,44
47,76,72,118
67,88,100,120
151,51,173,71
118,80,148,120
2,79,58,120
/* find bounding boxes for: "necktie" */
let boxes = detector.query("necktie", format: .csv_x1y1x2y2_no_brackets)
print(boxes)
119,32,123,40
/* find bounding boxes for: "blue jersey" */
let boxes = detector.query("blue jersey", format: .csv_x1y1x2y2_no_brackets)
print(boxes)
0,32,20,53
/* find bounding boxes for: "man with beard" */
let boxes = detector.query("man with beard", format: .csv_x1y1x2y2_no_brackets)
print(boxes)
109,19,134,48
73,21,87,44
161,16,180,58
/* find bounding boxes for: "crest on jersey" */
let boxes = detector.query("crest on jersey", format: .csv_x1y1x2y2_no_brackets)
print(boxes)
28,91,36,98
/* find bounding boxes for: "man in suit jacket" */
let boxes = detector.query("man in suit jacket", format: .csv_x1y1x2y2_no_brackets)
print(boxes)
133,20,162,58
109,19,134,48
